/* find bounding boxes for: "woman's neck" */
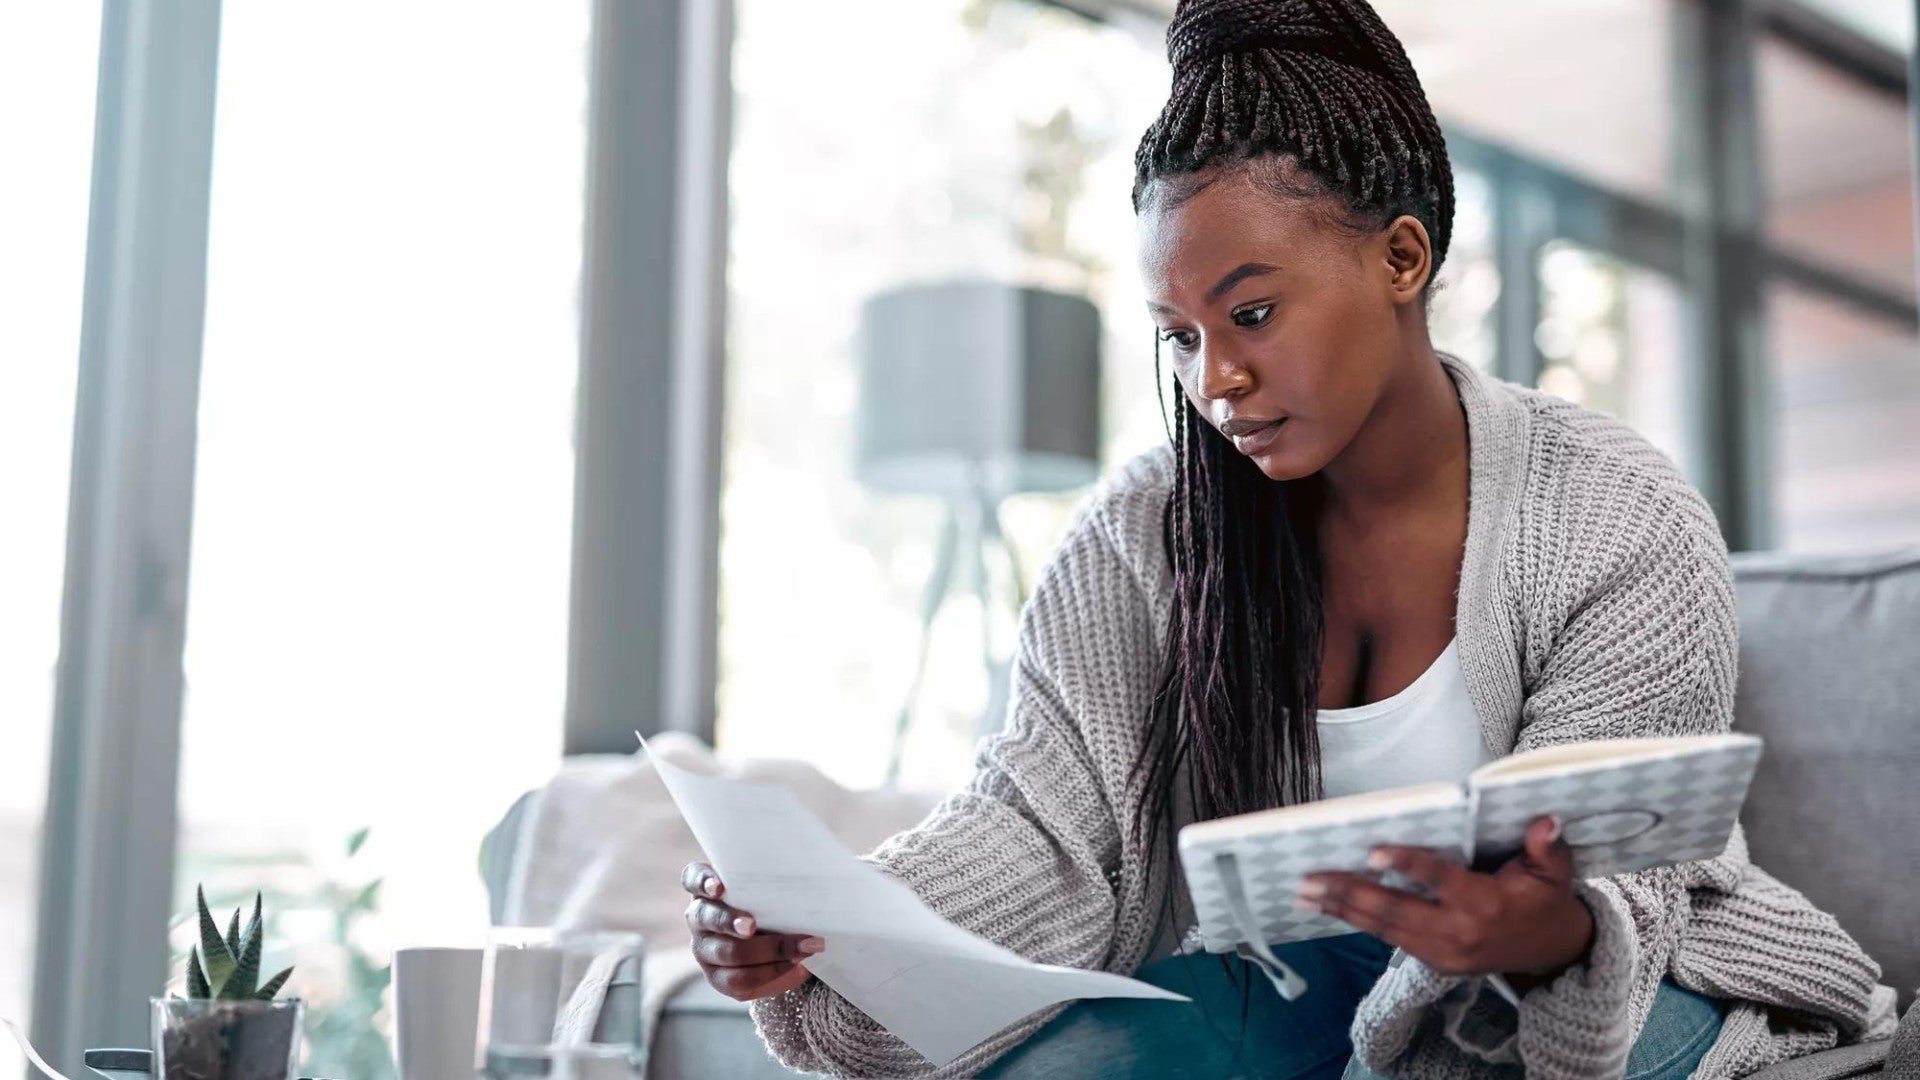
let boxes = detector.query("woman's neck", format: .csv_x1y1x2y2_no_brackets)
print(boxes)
1317,344,1469,521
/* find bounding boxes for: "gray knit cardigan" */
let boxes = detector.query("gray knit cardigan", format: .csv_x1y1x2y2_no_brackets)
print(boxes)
750,353,1898,1078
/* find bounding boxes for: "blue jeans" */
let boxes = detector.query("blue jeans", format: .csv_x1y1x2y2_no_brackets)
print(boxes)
979,934,1724,1080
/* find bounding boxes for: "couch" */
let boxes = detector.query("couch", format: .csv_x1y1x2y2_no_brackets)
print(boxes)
484,546,1920,1078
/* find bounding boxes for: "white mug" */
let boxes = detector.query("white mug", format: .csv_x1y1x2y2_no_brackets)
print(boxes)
392,946,484,1080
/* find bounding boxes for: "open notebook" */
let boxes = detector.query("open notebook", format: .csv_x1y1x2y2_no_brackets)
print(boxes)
1178,732,1763,1000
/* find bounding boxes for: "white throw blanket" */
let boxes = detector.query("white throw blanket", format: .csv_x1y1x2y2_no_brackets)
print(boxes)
497,732,940,1050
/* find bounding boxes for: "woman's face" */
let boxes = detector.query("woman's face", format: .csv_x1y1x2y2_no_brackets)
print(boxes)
1137,164,1428,483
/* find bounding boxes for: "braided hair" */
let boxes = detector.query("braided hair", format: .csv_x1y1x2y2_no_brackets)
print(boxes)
1128,0,1456,912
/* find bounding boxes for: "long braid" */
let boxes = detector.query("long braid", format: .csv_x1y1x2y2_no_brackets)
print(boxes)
1131,0,1450,945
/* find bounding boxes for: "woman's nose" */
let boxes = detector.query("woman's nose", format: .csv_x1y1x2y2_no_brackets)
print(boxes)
1195,346,1253,402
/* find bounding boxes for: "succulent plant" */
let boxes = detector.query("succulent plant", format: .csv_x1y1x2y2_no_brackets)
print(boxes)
183,886,294,1002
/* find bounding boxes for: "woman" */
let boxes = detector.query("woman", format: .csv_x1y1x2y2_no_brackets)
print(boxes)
681,1,1897,1077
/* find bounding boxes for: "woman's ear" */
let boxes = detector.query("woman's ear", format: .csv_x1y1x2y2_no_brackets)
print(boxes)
1382,215,1433,304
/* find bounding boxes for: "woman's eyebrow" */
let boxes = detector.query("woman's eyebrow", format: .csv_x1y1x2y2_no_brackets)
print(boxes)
1207,262,1282,301
1147,262,1284,316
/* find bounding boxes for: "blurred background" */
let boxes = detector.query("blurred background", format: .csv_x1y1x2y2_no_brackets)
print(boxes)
2,0,1913,1076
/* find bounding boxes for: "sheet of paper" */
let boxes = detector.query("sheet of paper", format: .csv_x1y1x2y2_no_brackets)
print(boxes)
640,736,1187,1067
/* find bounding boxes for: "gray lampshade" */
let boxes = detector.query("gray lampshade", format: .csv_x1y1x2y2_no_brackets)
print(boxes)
854,280,1102,498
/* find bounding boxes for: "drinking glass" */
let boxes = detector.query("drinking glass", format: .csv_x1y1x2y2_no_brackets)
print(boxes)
475,928,646,1080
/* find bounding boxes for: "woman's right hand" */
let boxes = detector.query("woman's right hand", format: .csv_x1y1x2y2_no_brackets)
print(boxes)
682,860,824,1001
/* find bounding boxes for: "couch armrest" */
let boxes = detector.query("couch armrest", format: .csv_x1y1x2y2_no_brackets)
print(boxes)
479,789,538,924
1741,1043,1889,1080
1743,994,1920,1080
1890,993,1920,1079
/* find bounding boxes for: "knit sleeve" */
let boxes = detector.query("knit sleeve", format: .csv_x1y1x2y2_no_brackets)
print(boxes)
1352,492,1749,1080
746,495,1159,1078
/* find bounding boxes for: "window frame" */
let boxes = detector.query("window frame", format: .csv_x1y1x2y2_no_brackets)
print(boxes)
31,0,222,1068
31,0,732,1067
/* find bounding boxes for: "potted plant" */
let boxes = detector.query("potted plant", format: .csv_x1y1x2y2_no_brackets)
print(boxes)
151,888,302,1080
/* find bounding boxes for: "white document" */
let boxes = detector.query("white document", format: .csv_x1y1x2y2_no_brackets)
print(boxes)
640,736,1187,1067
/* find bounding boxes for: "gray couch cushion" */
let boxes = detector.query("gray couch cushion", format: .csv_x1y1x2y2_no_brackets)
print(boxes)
1732,547,1920,1010
647,982,797,1080
1742,1040,1891,1080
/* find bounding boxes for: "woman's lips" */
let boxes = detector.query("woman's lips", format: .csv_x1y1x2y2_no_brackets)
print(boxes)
1230,418,1286,456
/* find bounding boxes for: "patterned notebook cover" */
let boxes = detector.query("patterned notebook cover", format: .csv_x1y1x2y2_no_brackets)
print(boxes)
1179,734,1762,954
1469,734,1763,878
1179,795,1469,954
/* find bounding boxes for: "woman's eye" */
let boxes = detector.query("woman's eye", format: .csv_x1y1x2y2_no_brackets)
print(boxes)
1159,328,1198,349
1232,304,1273,329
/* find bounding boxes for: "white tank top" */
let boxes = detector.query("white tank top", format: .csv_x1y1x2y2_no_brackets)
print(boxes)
1315,639,1492,799
1153,639,1495,962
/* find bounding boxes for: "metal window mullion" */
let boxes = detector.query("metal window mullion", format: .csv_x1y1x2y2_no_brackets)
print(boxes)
32,0,223,1072
1911,0,1919,302
1674,0,1769,551
660,0,732,743
1762,0,1908,99
1492,164,1549,387
565,0,732,753
1766,247,1919,331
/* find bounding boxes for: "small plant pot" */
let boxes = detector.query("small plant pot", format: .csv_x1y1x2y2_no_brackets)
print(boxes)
150,998,305,1080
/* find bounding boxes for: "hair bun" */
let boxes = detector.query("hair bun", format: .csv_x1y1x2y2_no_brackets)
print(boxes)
1166,0,1339,72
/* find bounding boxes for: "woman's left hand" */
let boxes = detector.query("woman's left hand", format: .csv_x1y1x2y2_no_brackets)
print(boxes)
1299,814,1596,983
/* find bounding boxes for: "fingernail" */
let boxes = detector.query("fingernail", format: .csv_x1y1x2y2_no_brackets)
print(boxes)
733,916,754,937
1298,880,1326,900
1546,815,1563,841
702,876,719,898
798,937,825,955
1367,849,1392,870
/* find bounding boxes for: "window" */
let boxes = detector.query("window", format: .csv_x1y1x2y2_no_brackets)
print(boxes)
1431,169,1500,373
719,0,1168,790
1759,35,1916,299
1373,0,1679,205
1535,243,1692,477
175,4,588,1074
1770,285,1920,551
0,0,101,1031
1756,28,1918,552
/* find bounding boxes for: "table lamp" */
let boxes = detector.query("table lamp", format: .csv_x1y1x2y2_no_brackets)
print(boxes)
854,280,1102,783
